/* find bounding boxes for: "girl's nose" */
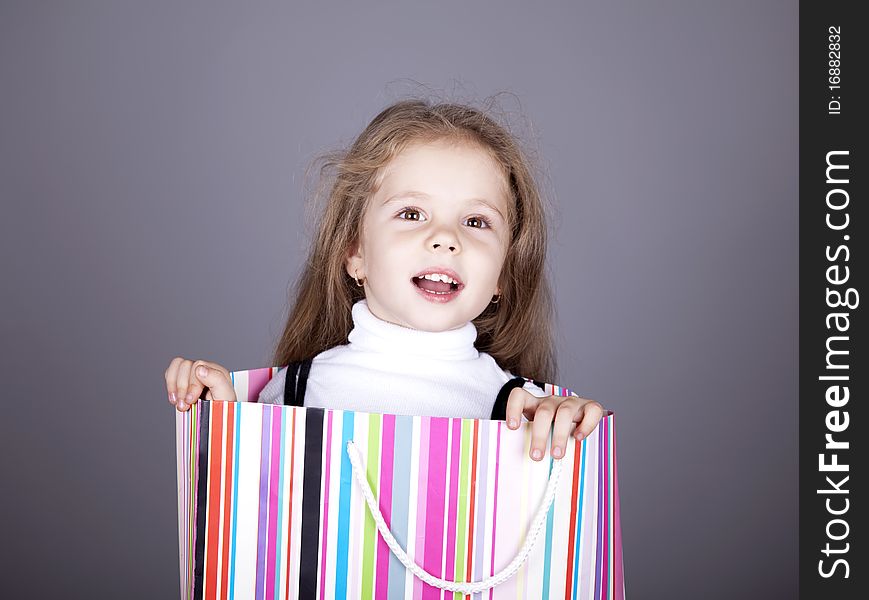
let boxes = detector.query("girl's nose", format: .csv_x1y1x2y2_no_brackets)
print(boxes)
427,224,462,253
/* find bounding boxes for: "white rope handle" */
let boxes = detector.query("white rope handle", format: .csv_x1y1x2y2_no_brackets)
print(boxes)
346,439,563,594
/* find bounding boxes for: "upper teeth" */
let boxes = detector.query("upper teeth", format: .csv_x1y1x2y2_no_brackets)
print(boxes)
419,273,458,285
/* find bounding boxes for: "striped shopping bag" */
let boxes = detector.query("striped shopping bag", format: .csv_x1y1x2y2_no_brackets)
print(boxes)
175,366,625,599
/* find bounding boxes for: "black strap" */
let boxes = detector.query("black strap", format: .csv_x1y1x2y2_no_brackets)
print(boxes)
297,358,312,404
490,376,527,420
490,376,548,420
282,358,313,406
282,362,298,406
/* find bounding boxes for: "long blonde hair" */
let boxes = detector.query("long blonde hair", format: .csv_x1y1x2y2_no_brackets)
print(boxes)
272,97,557,382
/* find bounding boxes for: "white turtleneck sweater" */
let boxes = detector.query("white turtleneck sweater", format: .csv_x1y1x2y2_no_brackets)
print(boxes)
257,299,549,419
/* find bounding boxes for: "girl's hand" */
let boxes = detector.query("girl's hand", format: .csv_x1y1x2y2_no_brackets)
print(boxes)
505,387,605,461
164,357,236,412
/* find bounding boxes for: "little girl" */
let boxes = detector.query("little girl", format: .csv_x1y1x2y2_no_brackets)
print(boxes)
164,99,604,461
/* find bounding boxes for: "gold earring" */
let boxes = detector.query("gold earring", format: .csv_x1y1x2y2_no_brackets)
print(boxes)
354,269,365,287
491,293,501,304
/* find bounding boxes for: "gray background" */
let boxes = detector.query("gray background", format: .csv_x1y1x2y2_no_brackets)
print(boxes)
0,1,797,597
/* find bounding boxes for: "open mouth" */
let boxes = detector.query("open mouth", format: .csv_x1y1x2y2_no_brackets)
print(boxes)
412,276,461,295
411,270,464,298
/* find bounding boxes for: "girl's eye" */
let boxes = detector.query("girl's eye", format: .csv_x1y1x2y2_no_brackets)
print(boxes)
395,207,491,229
397,208,425,221
465,216,492,229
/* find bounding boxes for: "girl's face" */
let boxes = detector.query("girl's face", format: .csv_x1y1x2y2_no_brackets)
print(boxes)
346,139,512,332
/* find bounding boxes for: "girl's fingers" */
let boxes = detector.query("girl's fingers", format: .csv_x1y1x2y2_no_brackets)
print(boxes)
504,386,539,430
550,398,581,459
192,361,237,403
167,358,235,412
529,396,558,461
573,400,605,441
184,363,207,410
175,360,193,411
184,361,225,408
192,359,231,379
165,356,185,405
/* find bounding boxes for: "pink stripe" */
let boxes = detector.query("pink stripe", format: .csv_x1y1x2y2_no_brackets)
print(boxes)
422,418,448,600
181,411,186,594
444,418,462,583
191,408,197,595
612,416,624,600
413,417,430,600
265,405,282,595
181,411,188,595
247,367,274,403
604,417,610,599
488,422,501,600
318,411,334,599
375,414,396,598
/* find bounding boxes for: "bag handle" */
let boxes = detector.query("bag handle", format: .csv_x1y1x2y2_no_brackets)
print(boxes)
346,439,563,594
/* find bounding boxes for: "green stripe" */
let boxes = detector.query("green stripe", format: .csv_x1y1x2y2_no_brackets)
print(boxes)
361,413,381,598
453,419,472,596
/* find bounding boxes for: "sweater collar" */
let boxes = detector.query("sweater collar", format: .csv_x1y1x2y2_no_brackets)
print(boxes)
347,299,480,361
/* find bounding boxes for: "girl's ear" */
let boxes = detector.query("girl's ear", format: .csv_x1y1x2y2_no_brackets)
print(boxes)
345,241,364,280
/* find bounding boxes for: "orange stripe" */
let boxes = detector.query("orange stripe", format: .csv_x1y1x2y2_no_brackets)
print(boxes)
284,407,297,600
464,420,479,598
219,402,235,598
563,437,582,599
204,401,225,600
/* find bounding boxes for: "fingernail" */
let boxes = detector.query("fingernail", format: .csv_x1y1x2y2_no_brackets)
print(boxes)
185,393,193,402
531,448,542,460
552,446,563,458
197,366,208,378
575,432,585,442
178,401,187,411
508,418,518,429
168,392,176,404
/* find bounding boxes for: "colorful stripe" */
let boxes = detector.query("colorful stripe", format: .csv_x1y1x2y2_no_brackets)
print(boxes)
444,419,462,592
228,396,242,598
361,413,382,597
455,418,472,596
334,410,355,598
389,415,413,597
174,368,624,600
572,436,588,600
272,407,288,600
254,404,272,599
375,414,396,598
423,417,449,600
487,423,502,600
471,417,490,600
284,408,299,599
220,402,235,596
414,416,430,600
465,419,479,592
